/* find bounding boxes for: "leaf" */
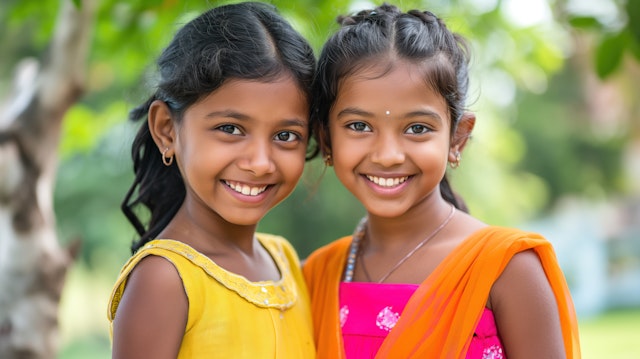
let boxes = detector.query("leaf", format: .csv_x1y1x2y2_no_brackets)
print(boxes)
595,33,625,79
72,0,81,9
568,16,601,30
626,0,640,42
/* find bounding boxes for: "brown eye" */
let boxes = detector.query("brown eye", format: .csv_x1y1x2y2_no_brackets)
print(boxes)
274,131,299,142
216,124,242,135
406,124,429,134
348,122,371,132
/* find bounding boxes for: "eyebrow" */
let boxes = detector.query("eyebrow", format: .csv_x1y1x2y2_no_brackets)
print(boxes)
405,110,443,123
279,118,308,128
205,110,250,120
335,107,374,119
205,110,307,128
336,107,443,123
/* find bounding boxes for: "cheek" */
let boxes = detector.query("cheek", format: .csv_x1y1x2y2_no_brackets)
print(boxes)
176,144,205,171
416,145,450,173
175,139,221,177
290,160,305,180
279,149,306,180
331,144,359,175
331,151,360,187
328,129,357,157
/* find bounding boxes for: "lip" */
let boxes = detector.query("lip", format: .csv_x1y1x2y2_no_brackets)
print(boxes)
361,174,413,195
222,180,273,203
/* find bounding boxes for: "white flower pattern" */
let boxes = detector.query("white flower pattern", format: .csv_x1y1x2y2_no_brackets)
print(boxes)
482,345,504,359
376,306,400,332
339,305,350,328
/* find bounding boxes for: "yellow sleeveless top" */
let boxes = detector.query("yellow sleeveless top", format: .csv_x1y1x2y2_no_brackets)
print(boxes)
107,233,315,358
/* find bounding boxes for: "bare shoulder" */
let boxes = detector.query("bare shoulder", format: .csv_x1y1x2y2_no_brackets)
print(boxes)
444,210,487,245
493,250,549,295
491,250,566,358
125,255,185,294
112,255,188,359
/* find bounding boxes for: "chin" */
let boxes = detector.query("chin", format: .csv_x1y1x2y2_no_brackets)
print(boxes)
364,206,408,219
221,212,266,227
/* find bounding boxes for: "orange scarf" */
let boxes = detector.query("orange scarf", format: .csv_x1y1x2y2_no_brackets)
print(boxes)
303,226,581,358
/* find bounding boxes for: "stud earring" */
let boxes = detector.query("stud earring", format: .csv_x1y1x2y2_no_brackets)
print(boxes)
162,147,174,166
323,154,333,166
449,151,461,169
385,110,390,116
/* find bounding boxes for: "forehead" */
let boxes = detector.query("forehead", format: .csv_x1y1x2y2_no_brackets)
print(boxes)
186,74,309,121
332,61,448,117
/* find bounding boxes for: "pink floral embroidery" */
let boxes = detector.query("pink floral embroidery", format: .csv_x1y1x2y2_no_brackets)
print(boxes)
339,305,349,328
376,306,400,331
482,345,504,359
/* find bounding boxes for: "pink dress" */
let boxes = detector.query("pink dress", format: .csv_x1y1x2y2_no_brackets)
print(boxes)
339,282,505,358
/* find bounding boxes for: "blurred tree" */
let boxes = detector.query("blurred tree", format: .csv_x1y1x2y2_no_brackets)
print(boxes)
0,1,95,357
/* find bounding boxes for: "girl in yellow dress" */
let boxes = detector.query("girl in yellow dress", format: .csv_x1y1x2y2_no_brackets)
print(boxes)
107,2,316,358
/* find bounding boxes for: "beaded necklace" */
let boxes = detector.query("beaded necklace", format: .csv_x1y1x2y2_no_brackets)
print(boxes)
343,204,456,283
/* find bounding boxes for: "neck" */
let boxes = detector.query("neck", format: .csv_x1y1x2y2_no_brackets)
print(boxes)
159,204,260,255
365,200,455,251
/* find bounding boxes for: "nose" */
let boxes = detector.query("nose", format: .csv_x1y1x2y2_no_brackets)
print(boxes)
237,139,276,176
371,132,405,167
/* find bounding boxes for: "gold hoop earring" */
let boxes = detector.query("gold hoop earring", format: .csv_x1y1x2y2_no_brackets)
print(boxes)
449,151,461,169
323,154,333,167
162,148,174,166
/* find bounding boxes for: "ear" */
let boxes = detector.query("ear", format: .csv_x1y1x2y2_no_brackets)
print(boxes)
148,100,177,157
449,112,475,162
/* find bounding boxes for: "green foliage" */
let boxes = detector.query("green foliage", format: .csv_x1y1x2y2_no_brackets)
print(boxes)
568,16,603,30
564,0,640,79
513,65,627,205
59,102,128,156
626,0,640,43
596,32,627,79
0,1,636,356
54,123,138,268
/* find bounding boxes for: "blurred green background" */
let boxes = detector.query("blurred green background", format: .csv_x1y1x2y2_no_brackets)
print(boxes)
1,0,639,358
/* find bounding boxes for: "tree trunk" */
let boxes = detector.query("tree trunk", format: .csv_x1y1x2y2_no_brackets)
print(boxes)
0,0,95,358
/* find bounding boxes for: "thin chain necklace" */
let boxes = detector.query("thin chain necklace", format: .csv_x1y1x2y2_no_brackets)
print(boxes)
344,204,456,283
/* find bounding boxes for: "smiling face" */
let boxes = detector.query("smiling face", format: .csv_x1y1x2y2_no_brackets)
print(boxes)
329,61,454,219
168,75,309,228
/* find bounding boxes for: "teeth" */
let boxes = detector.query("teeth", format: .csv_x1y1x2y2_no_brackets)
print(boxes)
225,181,268,196
366,175,408,188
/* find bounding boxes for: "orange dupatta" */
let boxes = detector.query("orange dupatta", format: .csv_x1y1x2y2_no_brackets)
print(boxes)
303,226,581,358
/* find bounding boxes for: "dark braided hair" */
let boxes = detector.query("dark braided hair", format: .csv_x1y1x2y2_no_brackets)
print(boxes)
311,3,470,211
123,2,316,253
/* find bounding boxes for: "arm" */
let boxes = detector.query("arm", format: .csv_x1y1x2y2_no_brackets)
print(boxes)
112,255,188,359
490,249,566,358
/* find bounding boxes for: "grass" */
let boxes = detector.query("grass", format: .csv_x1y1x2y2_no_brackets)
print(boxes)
579,308,640,359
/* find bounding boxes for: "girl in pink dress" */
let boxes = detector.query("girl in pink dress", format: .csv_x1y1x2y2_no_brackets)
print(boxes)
303,3,581,358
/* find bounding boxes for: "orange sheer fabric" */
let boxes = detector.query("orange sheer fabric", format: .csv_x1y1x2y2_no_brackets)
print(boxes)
303,226,581,359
